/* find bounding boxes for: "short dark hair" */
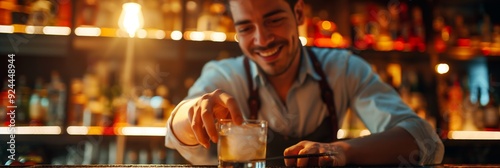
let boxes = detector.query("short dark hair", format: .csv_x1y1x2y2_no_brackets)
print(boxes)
223,0,300,15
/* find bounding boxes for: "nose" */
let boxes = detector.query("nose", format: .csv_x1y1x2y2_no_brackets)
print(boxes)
254,26,274,47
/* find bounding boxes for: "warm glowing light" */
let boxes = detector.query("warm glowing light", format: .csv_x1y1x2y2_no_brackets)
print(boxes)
189,31,205,41
119,127,166,136
171,31,183,40
436,63,449,74
0,25,14,33
150,96,163,108
387,64,401,87
321,21,332,30
449,131,500,140
67,126,89,135
186,1,197,11
359,129,371,137
376,35,393,51
137,29,147,38
210,32,226,42
337,129,347,139
394,39,405,51
331,32,343,47
299,36,307,46
441,29,450,41
25,26,35,34
75,27,101,36
67,126,107,135
118,2,144,37
0,126,61,135
154,30,166,39
43,26,71,35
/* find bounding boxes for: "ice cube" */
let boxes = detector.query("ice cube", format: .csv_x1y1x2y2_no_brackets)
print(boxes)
226,126,263,161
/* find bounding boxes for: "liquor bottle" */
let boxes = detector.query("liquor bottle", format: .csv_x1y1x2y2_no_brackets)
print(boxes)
474,93,486,131
162,0,183,31
196,1,218,31
483,78,499,130
432,14,447,53
15,75,31,125
29,78,48,126
479,14,492,55
56,0,72,26
77,0,98,26
447,79,464,131
397,2,411,51
491,25,500,56
1,79,10,126
27,0,55,26
137,89,155,126
68,79,86,126
82,74,103,126
461,75,479,131
150,85,174,121
46,71,66,126
410,7,425,52
12,0,30,24
351,13,368,50
0,0,15,25
453,15,470,47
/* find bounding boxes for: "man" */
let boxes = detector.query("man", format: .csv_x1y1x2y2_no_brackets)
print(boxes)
165,0,444,166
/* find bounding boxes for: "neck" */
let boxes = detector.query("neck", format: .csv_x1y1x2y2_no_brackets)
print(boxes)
267,46,302,103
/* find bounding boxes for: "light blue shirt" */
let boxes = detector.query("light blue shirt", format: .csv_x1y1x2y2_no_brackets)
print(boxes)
165,46,444,165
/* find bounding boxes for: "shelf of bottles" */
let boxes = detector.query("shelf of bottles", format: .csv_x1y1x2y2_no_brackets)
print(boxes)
2,0,500,139
0,0,238,42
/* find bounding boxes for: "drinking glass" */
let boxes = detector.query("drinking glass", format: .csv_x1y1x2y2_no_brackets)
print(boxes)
217,119,267,168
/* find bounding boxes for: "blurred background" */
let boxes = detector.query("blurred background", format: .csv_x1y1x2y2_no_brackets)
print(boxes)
0,0,499,165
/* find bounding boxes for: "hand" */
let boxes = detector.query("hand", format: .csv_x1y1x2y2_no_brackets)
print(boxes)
187,89,244,148
284,141,346,167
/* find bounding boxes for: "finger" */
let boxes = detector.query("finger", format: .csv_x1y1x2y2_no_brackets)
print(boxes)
191,103,210,148
319,155,334,166
318,146,333,166
212,90,243,125
200,98,218,143
317,145,333,166
283,142,306,166
213,106,230,119
297,145,319,167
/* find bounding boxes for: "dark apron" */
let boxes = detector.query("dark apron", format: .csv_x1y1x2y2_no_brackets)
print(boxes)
265,117,334,166
243,47,339,166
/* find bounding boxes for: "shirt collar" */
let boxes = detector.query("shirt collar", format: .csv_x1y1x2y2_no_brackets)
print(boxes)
248,46,322,87
298,46,322,84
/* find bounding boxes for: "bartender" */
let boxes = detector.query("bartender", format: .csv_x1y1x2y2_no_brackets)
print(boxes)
165,0,444,166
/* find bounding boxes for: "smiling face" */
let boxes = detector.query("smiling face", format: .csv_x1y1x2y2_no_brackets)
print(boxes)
229,0,304,77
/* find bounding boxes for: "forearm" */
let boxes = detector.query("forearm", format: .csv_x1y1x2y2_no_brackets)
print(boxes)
165,97,221,165
333,126,419,165
170,98,199,145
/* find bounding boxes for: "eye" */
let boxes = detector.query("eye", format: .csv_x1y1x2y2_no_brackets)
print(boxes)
237,26,253,34
266,17,285,27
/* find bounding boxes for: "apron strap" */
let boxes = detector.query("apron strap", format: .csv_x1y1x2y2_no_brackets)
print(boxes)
244,57,260,120
243,48,338,140
305,48,339,141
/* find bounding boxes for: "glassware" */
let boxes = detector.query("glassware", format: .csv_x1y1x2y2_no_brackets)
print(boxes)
217,119,267,168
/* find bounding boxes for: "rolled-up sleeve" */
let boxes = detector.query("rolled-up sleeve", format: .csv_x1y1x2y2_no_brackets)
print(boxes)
164,59,239,165
165,98,218,165
345,54,444,165
397,118,444,165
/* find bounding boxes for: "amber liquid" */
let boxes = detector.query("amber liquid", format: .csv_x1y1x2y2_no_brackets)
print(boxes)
218,134,266,168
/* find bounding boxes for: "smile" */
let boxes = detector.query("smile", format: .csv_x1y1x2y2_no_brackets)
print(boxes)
258,46,281,57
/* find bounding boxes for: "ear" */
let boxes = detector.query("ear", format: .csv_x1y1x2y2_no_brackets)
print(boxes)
294,0,305,25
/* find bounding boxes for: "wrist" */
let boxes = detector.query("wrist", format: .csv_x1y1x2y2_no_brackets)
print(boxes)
330,141,351,165
170,99,199,146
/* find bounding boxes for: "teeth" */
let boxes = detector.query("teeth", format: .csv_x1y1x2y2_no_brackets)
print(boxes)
259,47,279,57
